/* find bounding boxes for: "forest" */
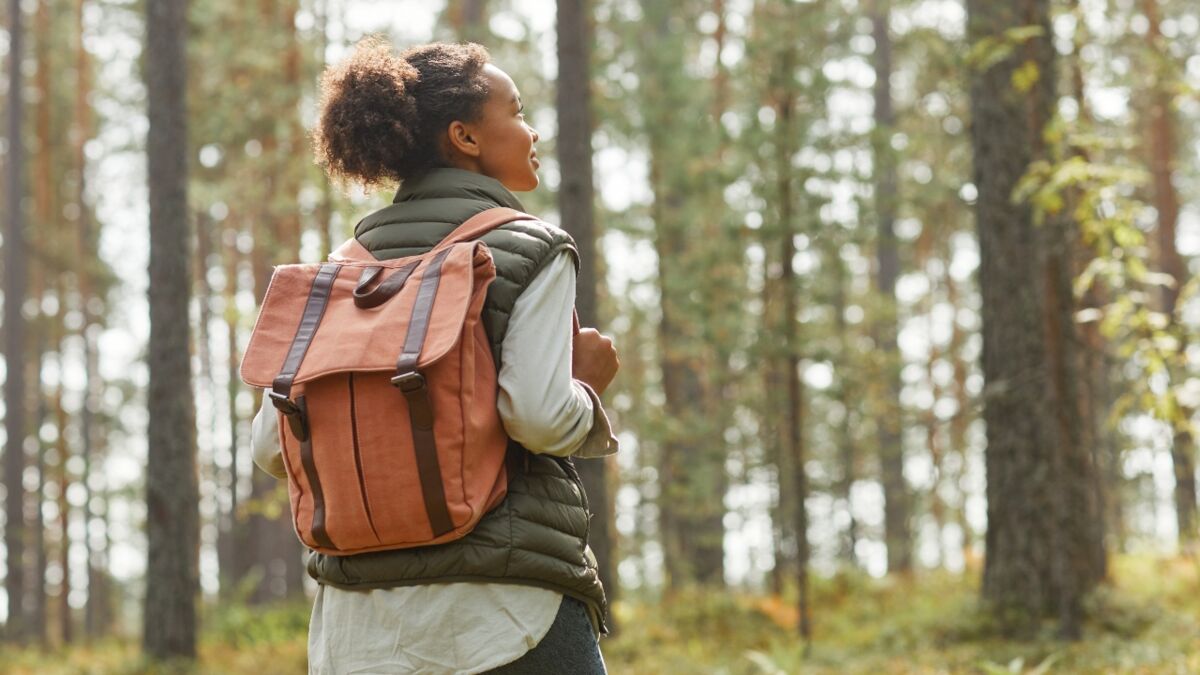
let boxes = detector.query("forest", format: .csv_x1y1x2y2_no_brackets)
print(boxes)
1,0,1200,672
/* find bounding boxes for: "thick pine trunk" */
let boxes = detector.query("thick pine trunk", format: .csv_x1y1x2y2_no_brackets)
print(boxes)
556,0,619,613
967,0,1101,638
143,0,199,659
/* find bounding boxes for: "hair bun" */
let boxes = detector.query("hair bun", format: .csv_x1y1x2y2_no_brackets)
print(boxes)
312,38,492,189
312,36,421,188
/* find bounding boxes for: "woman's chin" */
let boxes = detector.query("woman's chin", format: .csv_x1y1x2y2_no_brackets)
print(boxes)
508,174,539,192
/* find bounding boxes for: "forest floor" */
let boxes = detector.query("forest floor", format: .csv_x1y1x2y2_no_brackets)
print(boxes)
1,554,1197,674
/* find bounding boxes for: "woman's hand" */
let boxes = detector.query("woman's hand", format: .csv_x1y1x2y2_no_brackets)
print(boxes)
572,328,619,395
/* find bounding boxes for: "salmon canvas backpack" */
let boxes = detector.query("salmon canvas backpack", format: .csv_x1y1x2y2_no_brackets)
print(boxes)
240,207,535,556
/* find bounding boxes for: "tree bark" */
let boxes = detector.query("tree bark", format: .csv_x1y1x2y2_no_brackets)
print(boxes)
143,0,199,659
3,0,28,643
870,0,912,576
1142,0,1196,546
556,0,619,615
221,232,242,593
967,0,1101,638
444,0,489,43
775,25,811,646
636,0,728,589
73,0,104,637
53,378,72,644
832,248,859,566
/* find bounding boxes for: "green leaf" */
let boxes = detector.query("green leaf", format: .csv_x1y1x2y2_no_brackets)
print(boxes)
1012,60,1041,93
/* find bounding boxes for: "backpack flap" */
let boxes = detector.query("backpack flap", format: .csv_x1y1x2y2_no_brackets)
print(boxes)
239,241,497,389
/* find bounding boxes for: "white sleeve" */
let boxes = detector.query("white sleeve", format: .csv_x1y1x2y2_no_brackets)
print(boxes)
251,390,288,480
496,252,618,458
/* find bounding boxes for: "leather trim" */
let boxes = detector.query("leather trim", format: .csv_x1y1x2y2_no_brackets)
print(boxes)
272,263,341,398
395,248,455,538
296,395,335,550
353,260,420,309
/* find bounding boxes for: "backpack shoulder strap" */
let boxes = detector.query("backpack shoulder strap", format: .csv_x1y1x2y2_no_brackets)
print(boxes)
431,207,536,254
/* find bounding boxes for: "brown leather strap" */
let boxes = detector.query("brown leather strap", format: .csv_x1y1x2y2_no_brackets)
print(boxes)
429,207,534,255
353,260,419,309
392,248,455,538
271,263,340,441
295,395,335,550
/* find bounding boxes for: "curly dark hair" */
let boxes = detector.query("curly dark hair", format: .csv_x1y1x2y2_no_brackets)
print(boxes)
312,38,492,189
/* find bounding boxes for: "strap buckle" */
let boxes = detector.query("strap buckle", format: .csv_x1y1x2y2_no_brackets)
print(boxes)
268,390,299,415
391,371,426,393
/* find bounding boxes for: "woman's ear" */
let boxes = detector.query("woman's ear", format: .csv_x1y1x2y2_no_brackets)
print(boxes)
446,120,482,158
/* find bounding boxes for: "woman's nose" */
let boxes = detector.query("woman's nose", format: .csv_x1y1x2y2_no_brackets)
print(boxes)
529,126,539,143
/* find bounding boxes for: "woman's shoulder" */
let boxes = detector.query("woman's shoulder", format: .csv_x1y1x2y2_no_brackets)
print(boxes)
484,213,579,263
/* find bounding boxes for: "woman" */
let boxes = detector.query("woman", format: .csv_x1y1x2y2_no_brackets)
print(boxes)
251,38,620,674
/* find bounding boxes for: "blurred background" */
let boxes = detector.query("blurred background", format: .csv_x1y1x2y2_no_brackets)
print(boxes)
1,0,1199,672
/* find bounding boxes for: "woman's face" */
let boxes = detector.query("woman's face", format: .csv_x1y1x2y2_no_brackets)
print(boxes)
458,64,541,192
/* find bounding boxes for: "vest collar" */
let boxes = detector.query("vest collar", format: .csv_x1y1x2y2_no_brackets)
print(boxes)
393,168,526,211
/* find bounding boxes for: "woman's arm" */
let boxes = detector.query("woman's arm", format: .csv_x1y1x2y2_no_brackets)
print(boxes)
496,251,618,458
250,390,288,479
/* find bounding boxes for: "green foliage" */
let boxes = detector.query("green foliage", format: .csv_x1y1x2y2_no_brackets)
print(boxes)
965,25,1046,74
201,597,311,649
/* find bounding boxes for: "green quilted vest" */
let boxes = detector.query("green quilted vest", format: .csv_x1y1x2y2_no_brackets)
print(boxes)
305,168,608,633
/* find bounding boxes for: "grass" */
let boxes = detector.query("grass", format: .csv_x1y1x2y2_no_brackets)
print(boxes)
0,554,1196,674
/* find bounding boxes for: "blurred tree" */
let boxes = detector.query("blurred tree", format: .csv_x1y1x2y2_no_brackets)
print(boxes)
443,0,489,43
30,0,55,642
1142,0,1196,545
143,0,199,659
966,0,1100,638
3,0,28,643
869,0,912,575
626,0,737,588
556,0,618,611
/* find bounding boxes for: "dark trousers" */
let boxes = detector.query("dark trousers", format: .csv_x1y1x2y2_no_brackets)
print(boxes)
484,596,607,674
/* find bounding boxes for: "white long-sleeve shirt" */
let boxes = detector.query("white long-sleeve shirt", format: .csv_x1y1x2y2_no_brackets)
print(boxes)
251,251,617,674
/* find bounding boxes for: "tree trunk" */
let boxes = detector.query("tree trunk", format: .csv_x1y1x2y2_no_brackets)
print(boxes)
143,0,199,659
556,0,618,615
280,0,308,596
870,0,911,575
444,0,489,43
221,233,242,593
31,358,47,645
1142,0,1196,546
832,249,859,566
776,29,810,647
3,0,28,643
53,378,72,645
967,0,1101,638
72,0,103,637
31,0,55,641
636,0,727,589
